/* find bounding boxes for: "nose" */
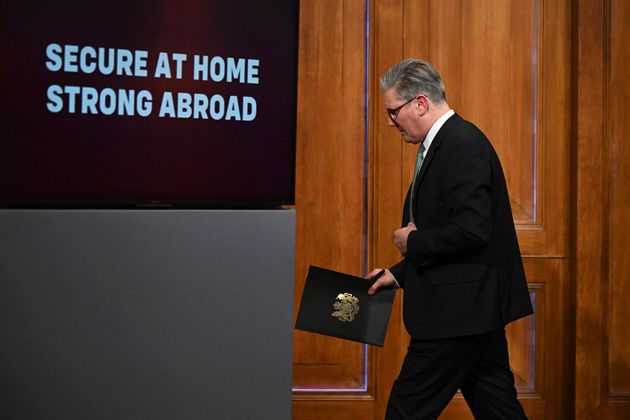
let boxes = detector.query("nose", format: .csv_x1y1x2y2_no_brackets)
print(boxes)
386,116,396,127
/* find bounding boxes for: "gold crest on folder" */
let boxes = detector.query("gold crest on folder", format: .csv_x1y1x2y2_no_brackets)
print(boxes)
331,293,359,322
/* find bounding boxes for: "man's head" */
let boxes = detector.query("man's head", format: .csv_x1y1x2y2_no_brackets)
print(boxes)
380,59,449,144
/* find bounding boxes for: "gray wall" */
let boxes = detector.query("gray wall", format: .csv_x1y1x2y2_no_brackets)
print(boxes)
0,210,294,420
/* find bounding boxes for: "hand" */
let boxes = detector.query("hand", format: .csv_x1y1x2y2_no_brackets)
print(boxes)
393,222,417,256
366,269,396,295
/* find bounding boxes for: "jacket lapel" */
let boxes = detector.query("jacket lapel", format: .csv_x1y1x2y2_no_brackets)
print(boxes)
411,113,462,200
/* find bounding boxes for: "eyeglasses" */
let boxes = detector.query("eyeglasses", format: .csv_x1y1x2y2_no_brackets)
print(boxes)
387,96,416,122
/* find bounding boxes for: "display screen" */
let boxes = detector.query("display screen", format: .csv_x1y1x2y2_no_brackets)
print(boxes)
0,1,299,207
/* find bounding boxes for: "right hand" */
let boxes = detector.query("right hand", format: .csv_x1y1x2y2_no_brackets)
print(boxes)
366,268,396,295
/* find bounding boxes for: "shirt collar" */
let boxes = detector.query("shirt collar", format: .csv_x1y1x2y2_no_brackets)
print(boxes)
421,109,455,157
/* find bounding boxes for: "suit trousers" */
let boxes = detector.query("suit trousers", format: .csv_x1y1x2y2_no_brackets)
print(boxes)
385,328,527,420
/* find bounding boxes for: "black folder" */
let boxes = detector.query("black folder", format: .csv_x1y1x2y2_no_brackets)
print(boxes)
295,265,396,346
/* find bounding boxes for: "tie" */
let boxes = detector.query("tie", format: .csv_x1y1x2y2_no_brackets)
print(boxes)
409,143,426,224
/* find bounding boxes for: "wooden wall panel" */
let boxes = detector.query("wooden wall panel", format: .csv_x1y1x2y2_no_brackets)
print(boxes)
574,0,608,416
606,0,630,398
575,0,630,417
292,0,376,416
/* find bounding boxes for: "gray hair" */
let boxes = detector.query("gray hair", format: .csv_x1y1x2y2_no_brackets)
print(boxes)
379,59,446,103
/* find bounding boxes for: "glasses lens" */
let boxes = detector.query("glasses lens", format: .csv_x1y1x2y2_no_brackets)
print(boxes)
389,97,414,121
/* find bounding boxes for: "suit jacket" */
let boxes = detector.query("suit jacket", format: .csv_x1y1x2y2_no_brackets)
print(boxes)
389,113,533,340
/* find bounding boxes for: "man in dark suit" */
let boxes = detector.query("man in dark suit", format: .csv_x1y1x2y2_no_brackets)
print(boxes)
367,59,533,419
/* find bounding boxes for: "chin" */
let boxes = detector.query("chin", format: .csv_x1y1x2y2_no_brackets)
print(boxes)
399,131,418,143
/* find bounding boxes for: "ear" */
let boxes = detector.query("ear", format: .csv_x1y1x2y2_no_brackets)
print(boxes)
415,95,429,116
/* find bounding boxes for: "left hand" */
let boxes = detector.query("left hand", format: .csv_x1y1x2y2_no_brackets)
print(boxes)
393,222,417,256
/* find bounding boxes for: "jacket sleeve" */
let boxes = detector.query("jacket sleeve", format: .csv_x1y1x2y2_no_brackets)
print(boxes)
389,259,407,288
